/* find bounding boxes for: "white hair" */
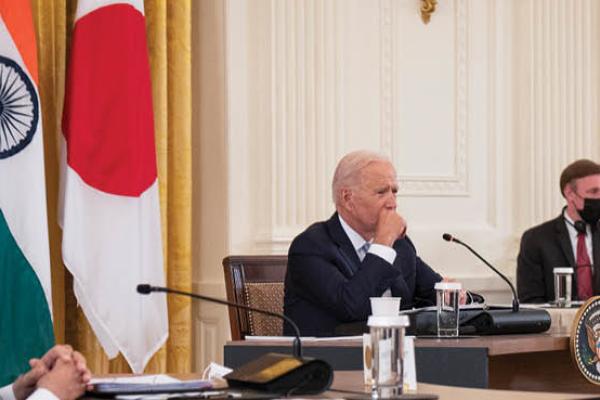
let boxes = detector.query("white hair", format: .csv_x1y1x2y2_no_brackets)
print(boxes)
332,150,390,205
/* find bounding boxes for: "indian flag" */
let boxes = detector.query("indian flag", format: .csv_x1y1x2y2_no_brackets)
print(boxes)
0,0,54,386
60,0,168,373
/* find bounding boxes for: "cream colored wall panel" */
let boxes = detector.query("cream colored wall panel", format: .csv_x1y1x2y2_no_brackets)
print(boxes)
386,0,517,288
226,0,517,279
270,0,343,233
390,0,468,195
230,0,347,253
194,0,600,371
193,0,600,372
195,317,221,371
193,0,232,374
340,1,382,149
227,0,254,254
513,0,600,233
193,282,230,371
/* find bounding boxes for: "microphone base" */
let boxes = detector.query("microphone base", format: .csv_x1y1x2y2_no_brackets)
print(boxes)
407,307,551,336
225,352,333,395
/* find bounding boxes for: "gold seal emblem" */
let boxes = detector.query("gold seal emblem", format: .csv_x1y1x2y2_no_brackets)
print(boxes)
571,296,600,385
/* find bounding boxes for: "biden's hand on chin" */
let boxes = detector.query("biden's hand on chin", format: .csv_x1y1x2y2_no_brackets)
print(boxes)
374,209,407,246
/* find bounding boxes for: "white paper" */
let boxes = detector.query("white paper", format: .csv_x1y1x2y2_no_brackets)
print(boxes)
91,375,180,400
243,335,315,341
403,336,417,391
378,337,392,382
243,335,363,342
362,335,417,391
310,335,363,342
90,374,180,384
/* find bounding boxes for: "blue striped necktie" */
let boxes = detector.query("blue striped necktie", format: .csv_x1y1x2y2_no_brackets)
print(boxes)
359,242,371,261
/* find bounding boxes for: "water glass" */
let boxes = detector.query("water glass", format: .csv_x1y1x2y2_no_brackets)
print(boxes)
368,315,409,399
435,281,461,337
553,267,573,307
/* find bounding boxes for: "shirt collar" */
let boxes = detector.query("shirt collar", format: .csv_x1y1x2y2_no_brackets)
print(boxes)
338,214,369,252
563,212,591,237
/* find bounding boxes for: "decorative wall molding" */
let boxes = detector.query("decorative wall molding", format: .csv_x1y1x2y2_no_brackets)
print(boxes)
389,0,469,197
270,0,343,234
253,0,498,250
515,0,600,230
195,316,222,369
192,282,229,370
379,0,394,156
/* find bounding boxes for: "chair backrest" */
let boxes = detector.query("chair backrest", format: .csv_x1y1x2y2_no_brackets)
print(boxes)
222,255,288,340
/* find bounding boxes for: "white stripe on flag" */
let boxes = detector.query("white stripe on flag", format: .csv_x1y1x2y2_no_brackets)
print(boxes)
62,165,168,372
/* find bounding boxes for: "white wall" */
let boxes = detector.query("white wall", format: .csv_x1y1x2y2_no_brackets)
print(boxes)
193,0,600,370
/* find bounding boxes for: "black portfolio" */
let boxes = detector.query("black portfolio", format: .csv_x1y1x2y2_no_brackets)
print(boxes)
405,306,552,336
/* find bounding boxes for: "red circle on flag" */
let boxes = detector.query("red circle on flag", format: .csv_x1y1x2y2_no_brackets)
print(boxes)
62,4,157,197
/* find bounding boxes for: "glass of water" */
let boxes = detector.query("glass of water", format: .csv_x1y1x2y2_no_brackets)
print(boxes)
367,315,409,399
435,281,462,337
553,267,573,307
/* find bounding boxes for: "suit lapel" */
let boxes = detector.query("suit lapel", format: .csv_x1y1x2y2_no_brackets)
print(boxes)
555,216,575,267
326,213,361,275
592,226,600,295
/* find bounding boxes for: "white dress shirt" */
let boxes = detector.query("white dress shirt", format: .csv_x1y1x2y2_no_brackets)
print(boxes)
563,214,594,268
338,215,397,296
0,385,58,400
338,215,397,264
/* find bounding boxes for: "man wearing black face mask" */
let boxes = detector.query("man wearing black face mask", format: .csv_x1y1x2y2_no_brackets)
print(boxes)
517,159,600,303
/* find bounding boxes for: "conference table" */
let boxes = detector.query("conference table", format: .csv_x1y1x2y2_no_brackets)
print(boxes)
328,371,598,399
224,333,597,393
89,370,598,399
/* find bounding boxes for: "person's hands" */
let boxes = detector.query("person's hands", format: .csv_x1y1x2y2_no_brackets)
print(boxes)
72,351,92,389
39,345,91,386
14,345,92,400
39,345,74,369
442,277,467,305
37,358,86,400
373,209,407,246
12,360,47,400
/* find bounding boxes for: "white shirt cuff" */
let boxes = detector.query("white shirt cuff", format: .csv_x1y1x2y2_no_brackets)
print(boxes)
0,384,15,400
27,389,59,400
368,243,397,265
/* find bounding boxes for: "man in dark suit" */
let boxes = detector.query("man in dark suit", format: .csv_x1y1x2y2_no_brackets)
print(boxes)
283,151,444,336
517,159,600,303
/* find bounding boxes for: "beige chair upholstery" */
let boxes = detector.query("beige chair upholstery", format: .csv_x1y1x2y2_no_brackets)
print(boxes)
223,255,287,340
244,282,284,336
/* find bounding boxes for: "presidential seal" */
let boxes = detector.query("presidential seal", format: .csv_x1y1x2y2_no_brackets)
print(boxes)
571,296,600,385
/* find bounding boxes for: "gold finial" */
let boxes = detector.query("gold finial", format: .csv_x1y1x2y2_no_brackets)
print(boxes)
420,0,438,24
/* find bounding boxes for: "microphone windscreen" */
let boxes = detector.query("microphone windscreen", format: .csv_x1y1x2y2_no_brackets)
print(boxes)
137,284,152,294
442,233,453,242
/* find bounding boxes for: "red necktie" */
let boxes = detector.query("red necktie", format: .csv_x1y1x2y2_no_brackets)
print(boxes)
576,232,593,300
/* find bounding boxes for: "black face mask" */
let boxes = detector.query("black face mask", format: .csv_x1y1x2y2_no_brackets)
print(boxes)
577,198,600,226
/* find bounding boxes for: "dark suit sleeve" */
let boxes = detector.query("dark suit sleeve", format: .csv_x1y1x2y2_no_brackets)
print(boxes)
413,255,443,306
399,238,442,306
287,235,400,322
517,229,547,303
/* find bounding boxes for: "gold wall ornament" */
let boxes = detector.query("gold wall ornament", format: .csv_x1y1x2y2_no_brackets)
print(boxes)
420,0,438,24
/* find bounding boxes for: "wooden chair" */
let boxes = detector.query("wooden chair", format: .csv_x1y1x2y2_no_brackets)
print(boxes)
222,255,288,340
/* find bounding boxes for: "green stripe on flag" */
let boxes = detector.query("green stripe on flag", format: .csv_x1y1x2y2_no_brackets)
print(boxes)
0,209,54,386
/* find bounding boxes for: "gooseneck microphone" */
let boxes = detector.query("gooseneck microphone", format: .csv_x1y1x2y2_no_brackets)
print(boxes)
442,233,520,312
137,284,302,357
137,284,333,395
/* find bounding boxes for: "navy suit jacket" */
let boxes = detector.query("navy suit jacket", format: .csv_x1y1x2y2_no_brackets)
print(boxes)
283,213,442,336
517,215,600,303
